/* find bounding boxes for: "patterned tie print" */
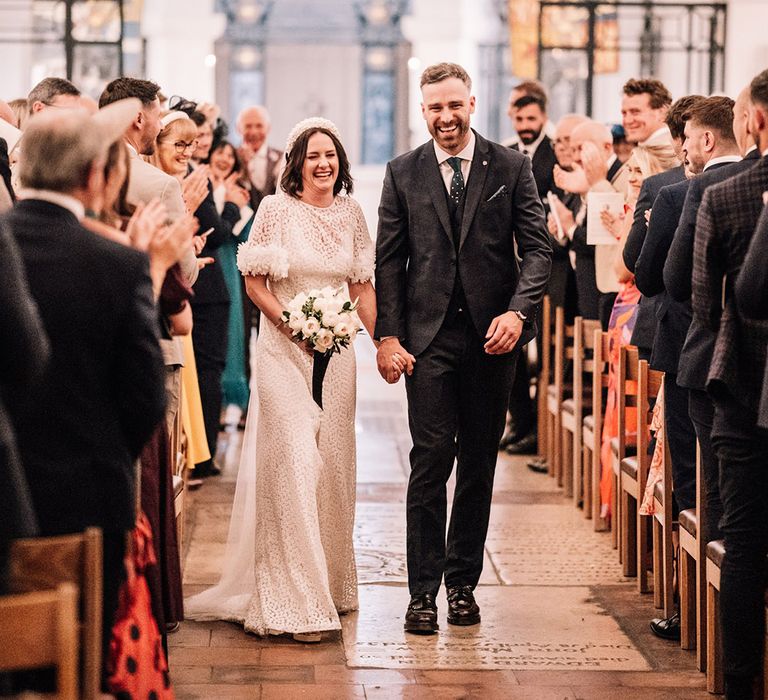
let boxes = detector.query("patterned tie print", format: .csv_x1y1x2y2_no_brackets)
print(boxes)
447,156,464,205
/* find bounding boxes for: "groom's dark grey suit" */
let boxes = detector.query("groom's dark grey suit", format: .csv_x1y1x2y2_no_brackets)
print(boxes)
375,129,552,596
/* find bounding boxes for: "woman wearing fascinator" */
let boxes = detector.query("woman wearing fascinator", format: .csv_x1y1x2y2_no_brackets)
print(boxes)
186,118,397,642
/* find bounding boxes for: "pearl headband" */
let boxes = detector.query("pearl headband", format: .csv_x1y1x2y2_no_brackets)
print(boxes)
285,117,342,156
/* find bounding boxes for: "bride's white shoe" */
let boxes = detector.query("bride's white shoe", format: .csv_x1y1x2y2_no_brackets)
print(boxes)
267,628,322,643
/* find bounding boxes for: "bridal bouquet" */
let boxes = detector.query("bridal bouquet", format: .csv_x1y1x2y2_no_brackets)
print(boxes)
282,287,362,408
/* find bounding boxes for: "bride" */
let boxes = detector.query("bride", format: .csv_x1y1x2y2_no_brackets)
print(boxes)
185,117,399,642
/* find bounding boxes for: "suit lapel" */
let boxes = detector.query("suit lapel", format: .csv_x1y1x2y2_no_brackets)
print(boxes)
420,145,453,246
459,133,490,249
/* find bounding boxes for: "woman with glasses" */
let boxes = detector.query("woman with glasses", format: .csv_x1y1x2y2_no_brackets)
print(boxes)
153,111,250,483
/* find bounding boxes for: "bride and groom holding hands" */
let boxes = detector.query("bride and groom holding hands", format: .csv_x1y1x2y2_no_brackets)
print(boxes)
186,61,552,640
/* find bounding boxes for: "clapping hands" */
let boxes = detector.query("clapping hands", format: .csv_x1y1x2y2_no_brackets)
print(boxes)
224,172,250,209
182,166,210,213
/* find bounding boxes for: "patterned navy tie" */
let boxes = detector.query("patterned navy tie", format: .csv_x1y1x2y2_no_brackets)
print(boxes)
447,156,464,206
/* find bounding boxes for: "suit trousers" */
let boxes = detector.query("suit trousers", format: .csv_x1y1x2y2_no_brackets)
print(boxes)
664,373,697,514
688,389,723,543
712,395,768,684
191,302,230,463
404,308,518,597
598,292,617,332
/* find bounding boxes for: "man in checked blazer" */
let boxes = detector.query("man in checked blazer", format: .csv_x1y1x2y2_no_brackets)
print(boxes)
375,62,552,634
690,69,768,699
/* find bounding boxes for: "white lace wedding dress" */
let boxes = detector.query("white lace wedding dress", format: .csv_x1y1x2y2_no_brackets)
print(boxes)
185,190,375,635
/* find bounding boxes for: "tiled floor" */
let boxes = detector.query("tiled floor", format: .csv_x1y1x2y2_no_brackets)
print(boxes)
171,345,710,699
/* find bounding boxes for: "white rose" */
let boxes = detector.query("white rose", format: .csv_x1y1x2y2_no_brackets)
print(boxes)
302,317,320,336
334,321,350,337
288,314,304,332
315,329,334,351
349,311,362,331
320,286,336,299
290,292,307,311
338,312,353,327
324,311,341,328
313,297,328,315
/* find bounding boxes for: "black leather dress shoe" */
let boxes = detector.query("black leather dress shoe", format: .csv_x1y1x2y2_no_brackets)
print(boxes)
446,585,480,626
650,611,681,641
404,593,439,634
505,432,538,455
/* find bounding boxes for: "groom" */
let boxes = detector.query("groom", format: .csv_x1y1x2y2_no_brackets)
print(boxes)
375,62,551,634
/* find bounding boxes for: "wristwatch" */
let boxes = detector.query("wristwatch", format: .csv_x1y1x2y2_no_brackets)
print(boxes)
511,310,527,322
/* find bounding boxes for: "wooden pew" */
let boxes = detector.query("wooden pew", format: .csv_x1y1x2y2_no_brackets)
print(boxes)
561,317,600,510
545,306,574,488
652,436,675,618
8,528,103,700
679,441,706,669
589,330,611,530
0,583,79,700
619,356,662,593
612,345,639,561
706,539,725,694
536,295,552,464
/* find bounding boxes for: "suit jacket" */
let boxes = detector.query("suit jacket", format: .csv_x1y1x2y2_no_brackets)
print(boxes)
570,157,624,320
2,199,166,535
735,202,768,427
635,177,692,373
190,177,240,306
666,151,760,390
512,136,557,201
692,154,768,411
242,146,283,212
623,166,686,350
375,130,552,356
0,219,45,543
126,145,198,286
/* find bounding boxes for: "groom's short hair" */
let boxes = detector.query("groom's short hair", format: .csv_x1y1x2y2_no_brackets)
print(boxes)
420,63,472,91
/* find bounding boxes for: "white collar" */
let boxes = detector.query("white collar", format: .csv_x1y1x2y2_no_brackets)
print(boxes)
125,141,139,157
606,153,618,170
762,147,768,157
519,129,546,157
745,144,758,157
254,142,269,159
640,125,672,147
433,130,476,165
17,189,86,220
703,154,741,171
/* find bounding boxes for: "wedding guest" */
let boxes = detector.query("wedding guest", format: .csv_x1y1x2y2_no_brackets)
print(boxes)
664,84,759,562
375,63,551,634
236,105,284,369
623,94,699,360
6,99,26,129
2,105,166,684
190,110,214,164
187,117,378,644
597,142,679,521
26,77,81,116
634,96,740,641
692,68,768,700
155,111,247,478
549,120,625,325
504,79,556,147
208,140,253,415
0,218,45,592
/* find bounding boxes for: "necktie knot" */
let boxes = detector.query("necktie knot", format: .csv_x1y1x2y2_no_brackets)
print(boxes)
447,156,462,174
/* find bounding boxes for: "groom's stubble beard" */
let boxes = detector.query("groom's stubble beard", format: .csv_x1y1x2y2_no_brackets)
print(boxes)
428,114,471,153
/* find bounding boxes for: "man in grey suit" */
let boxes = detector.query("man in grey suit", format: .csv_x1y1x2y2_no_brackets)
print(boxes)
375,63,552,634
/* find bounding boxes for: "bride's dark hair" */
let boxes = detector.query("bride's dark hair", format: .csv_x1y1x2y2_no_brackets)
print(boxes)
281,127,353,198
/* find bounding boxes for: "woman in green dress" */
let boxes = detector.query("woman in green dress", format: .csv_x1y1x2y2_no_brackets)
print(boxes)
208,140,254,412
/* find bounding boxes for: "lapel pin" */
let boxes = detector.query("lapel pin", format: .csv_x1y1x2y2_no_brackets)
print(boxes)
482,160,488,166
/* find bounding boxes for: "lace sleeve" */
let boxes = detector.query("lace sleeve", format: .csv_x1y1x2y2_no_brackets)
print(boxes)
236,195,289,279
348,198,375,284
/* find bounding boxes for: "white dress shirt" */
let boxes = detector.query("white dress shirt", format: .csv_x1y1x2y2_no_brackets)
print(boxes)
247,142,271,192
518,129,547,160
703,154,742,171
433,130,476,194
640,125,673,147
